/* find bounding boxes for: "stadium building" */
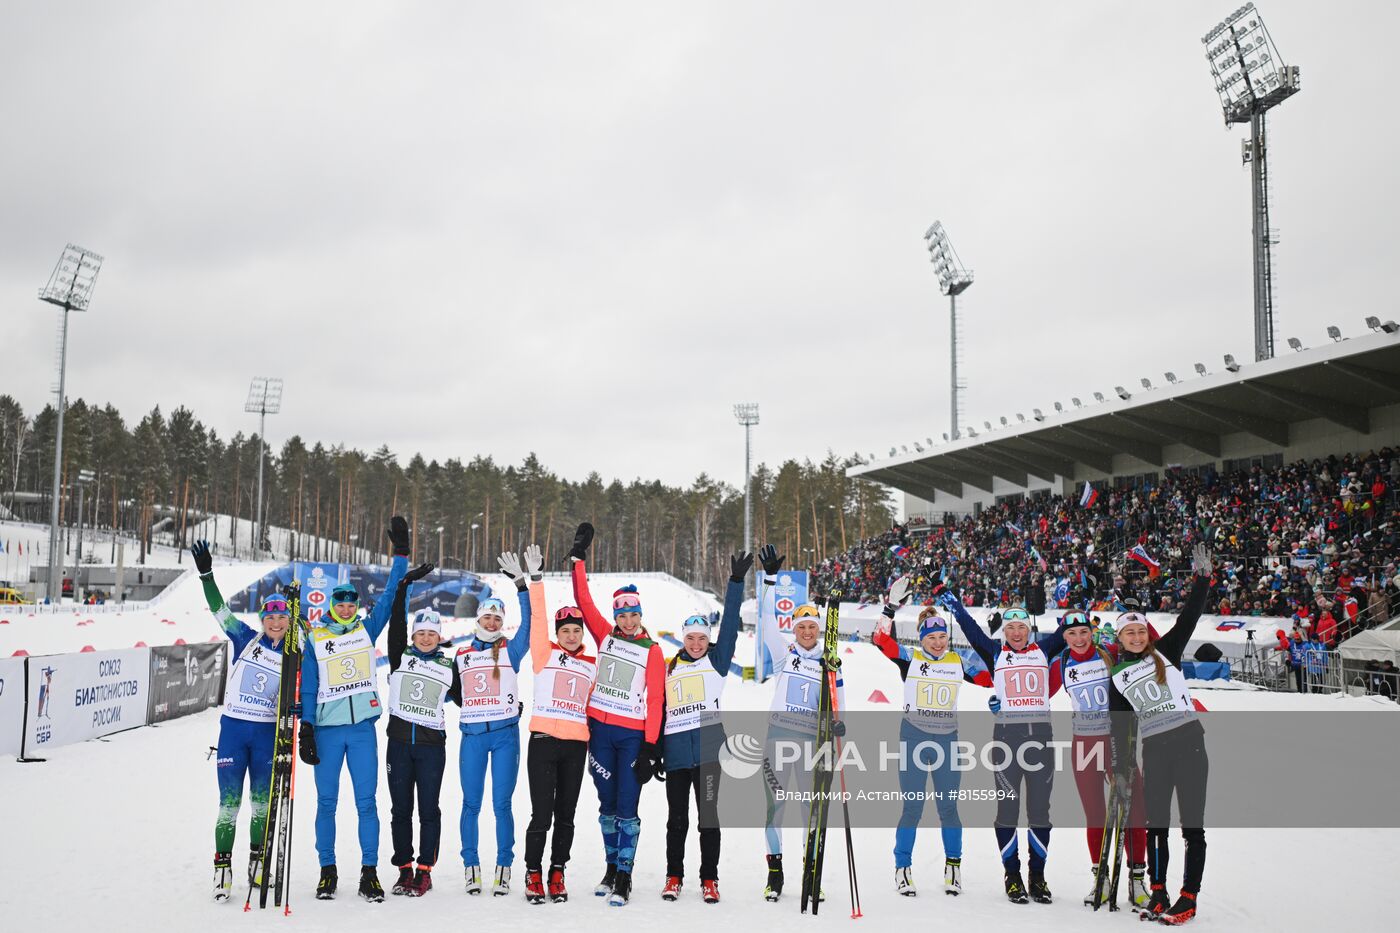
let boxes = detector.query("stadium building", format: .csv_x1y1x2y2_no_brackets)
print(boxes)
850,325,1400,520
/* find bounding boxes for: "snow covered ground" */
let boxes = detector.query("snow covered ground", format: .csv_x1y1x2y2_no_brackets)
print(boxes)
2,593,1395,930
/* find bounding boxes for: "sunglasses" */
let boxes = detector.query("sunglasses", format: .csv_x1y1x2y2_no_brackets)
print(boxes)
556,607,584,622
793,606,821,620
1003,609,1031,622
1063,611,1089,627
261,599,290,615
331,587,359,602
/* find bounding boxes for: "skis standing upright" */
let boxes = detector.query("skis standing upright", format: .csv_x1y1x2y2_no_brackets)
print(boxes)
800,592,847,916
1093,714,1139,912
246,581,303,913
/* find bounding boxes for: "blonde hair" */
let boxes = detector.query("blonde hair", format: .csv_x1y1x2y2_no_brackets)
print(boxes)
491,639,502,681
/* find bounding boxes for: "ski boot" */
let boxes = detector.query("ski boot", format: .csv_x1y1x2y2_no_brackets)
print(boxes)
392,865,415,896
316,864,338,900
609,870,633,906
524,869,546,905
1143,883,1170,919
1084,866,1102,907
1128,865,1149,910
548,865,569,903
411,867,432,897
895,866,916,897
944,858,962,896
662,875,683,901
465,865,483,895
1004,869,1029,904
213,852,233,902
247,847,264,888
359,866,385,903
493,865,511,897
1028,870,1052,904
1158,891,1197,925
763,854,784,902
701,879,720,904
595,863,616,897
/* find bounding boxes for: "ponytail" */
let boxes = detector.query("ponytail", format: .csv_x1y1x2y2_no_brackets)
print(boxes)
491,639,502,681
1147,644,1167,685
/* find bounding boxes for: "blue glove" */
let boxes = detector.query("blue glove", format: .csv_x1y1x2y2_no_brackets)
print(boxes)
987,694,1002,715
937,591,961,613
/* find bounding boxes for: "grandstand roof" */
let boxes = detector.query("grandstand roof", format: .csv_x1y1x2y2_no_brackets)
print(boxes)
849,330,1400,500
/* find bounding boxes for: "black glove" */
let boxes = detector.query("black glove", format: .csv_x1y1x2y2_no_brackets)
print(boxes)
280,580,301,603
730,551,754,583
404,562,435,585
831,718,847,738
190,540,213,576
759,544,785,576
568,523,595,562
387,516,411,556
298,723,320,766
633,742,664,785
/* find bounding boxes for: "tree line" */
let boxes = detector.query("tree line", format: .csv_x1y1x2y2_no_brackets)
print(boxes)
0,395,894,592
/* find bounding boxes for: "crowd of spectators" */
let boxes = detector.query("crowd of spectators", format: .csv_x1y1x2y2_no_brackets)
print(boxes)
814,448,1400,643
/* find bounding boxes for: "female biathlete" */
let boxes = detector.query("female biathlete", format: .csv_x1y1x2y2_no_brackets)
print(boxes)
938,591,1066,905
383,560,452,897
568,522,665,907
520,547,595,905
660,551,749,904
874,575,991,897
454,547,537,896
1109,544,1213,925
1048,609,1148,908
191,540,292,901
297,516,412,902
755,544,844,903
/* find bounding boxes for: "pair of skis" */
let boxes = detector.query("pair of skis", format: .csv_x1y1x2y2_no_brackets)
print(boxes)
245,583,303,915
799,595,862,919
1091,717,1139,913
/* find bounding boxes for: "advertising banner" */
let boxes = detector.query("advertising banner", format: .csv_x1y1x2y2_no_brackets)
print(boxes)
22,647,150,755
148,643,228,724
755,569,809,682
0,657,24,758
228,562,492,621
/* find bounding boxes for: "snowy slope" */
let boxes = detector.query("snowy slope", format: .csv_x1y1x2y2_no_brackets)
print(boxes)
2,621,1395,930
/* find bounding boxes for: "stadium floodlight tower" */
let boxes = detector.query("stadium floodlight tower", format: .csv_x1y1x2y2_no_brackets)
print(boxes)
923,221,974,440
245,377,284,558
733,403,759,579
1202,3,1300,362
38,244,104,601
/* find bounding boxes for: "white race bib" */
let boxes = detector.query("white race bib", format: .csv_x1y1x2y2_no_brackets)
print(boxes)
993,645,1051,722
388,653,455,730
1061,652,1111,736
223,637,282,723
769,646,825,732
312,624,377,705
902,649,962,734
1112,657,1196,738
456,647,520,724
664,653,727,735
590,635,650,720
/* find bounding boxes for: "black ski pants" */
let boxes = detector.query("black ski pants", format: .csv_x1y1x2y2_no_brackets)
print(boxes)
665,762,722,880
524,732,588,871
386,737,446,868
1143,721,1208,894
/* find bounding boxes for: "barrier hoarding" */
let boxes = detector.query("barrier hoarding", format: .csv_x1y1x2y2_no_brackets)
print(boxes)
148,643,227,724
22,647,150,756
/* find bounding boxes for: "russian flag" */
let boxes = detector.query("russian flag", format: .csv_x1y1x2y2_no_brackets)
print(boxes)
889,545,910,560
1128,544,1162,578
1006,521,1024,535
1079,483,1099,508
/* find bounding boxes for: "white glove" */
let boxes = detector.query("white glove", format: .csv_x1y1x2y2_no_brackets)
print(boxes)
497,551,524,582
888,574,912,608
523,544,544,580
1191,543,1213,578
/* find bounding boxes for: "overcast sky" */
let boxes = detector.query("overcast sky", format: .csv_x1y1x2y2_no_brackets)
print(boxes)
2,2,1394,490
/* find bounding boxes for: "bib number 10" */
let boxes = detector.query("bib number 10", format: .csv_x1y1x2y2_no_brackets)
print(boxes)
915,680,955,710
1124,677,1172,712
1002,668,1043,700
